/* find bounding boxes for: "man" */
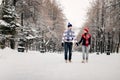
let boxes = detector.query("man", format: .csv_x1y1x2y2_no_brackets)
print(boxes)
62,23,76,63
76,28,91,63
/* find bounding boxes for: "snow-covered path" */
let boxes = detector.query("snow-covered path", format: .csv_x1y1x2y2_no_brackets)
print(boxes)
0,48,120,80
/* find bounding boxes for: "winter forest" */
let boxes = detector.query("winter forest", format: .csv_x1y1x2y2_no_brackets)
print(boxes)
0,0,120,54
75,0,120,54
0,0,65,52
0,1,120,80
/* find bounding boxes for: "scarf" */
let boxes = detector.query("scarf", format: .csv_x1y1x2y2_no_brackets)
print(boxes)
82,33,91,47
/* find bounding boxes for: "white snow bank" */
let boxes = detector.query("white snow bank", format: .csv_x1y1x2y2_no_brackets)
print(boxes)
0,48,120,80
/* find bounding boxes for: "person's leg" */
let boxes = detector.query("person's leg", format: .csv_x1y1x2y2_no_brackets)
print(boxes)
68,42,73,62
82,45,85,63
85,46,87,60
86,45,90,62
64,42,68,62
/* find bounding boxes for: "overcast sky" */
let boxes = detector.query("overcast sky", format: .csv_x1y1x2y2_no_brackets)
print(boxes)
56,0,92,35
57,0,91,29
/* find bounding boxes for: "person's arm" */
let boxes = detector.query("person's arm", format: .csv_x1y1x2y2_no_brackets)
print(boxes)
78,36,83,44
62,31,66,43
89,36,91,45
72,31,77,42
61,31,66,47
76,36,83,46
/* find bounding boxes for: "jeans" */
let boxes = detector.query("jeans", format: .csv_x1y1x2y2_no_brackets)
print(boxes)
64,42,73,60
82,45,90,60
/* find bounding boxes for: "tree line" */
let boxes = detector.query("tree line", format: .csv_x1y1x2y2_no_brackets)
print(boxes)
0,0,65,52
77,0,120,54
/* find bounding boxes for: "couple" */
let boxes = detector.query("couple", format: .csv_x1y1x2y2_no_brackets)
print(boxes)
61,23,91,63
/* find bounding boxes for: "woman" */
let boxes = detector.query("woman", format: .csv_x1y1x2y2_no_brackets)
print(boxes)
76,28,91,63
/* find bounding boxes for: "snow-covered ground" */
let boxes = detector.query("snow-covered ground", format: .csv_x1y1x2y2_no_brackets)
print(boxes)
0,47,120,80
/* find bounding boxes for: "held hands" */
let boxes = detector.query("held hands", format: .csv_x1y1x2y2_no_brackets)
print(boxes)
75,43,79,47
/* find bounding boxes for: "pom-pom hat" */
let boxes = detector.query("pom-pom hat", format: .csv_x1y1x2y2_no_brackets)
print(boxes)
68,22,72,27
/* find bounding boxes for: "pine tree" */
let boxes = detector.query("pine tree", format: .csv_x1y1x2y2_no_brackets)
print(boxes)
0,0,20,49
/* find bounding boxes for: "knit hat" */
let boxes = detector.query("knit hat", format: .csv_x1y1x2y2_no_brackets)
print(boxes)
84,28,89,32
68,22,72,27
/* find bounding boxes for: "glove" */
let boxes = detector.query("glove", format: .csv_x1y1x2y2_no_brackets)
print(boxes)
76,43,79,46
61,43,64,47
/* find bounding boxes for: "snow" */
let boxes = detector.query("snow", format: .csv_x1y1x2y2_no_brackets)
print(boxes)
3,15,14,18
26,35,36,40
0,20,9,26
0,47,120,80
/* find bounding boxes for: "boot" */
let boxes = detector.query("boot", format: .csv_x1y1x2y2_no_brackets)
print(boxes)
82,60,85,63
65,60,67,63
69,60,72,63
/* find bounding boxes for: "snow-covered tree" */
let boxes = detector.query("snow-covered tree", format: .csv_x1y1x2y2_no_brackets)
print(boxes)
77,0,120,53
0,0,21,49
15,0,65,52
